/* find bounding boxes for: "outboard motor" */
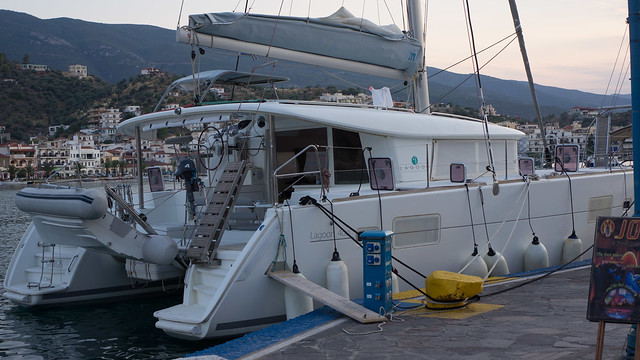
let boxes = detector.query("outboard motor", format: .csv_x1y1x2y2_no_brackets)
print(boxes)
175,158,201,220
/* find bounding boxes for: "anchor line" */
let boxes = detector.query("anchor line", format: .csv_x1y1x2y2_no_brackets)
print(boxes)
480,244,594,299
460,182,529,275
483,182,529,282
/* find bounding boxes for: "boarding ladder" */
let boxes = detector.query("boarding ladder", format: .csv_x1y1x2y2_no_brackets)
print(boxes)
185,160,249,264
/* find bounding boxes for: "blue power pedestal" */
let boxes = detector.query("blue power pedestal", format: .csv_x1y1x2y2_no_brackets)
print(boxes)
361,230,393,314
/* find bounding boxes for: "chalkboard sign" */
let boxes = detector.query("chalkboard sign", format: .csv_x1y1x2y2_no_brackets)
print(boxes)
588,216,640,323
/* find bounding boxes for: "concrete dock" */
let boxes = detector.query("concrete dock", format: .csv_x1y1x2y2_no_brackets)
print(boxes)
186,265,632,359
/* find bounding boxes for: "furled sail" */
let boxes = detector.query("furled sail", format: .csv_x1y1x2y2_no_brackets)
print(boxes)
180,7,422,80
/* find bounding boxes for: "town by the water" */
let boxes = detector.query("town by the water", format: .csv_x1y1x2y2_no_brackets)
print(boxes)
0,63,631,182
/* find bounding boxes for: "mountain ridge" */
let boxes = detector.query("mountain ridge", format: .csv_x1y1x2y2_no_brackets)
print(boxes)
0,9,631,119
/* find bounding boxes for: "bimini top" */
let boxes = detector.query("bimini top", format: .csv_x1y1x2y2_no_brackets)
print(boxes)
154,70,290,111
118,101,524,141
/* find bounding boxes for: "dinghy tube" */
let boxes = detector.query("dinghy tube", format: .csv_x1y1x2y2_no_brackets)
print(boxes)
15,187,108,220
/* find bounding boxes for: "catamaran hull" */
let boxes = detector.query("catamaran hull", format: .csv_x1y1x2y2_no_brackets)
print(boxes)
3,222,183,306
156,170,632,340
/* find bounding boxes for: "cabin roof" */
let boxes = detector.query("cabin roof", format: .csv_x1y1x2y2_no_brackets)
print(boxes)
118,101,524,140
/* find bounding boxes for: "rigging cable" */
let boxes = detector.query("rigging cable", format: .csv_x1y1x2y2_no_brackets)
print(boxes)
613,59,631,107
600,25,629,108
382,0,397,27
400,0,406,32
465,0,499,195
425,35,518,112
232,0,243,12
428,32,517,79
177,0,185,28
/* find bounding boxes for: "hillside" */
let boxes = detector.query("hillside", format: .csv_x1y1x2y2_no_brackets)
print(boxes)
0,55,195,140
0,9,631,121
0,57,360,141
0,55,113,139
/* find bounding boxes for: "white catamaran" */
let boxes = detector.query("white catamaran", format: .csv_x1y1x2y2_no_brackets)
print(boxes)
3,0,632,341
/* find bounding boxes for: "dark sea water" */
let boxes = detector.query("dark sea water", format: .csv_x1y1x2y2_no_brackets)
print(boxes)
0,186,224,359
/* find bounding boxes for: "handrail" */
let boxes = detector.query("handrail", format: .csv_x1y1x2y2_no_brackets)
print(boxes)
104,185,157,235
272,144,326,204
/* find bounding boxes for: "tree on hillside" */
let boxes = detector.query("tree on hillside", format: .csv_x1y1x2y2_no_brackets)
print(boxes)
22,54,30,64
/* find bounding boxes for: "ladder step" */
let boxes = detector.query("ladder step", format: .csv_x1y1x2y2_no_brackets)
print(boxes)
186,249,208,259
214,182,233,193
219,173,238,182
195,227,222,238
211,194,228,203
204,204,224,214
189,237,210,246
186,160,248,264
200,215,221,223
224,162,243,171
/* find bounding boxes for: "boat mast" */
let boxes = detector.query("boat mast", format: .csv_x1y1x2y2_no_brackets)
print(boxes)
407,0,430,113
630,0,640,216
507,0,551,166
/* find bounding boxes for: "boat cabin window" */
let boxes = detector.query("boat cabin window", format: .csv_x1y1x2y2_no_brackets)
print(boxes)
275,128,328,201
392,214,441,249
332,128,368,184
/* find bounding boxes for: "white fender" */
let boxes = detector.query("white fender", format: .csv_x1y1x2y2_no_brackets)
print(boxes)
483,249,510,276
141,235,179,265
284,271,313,320
524,236,549,271
326,257,349,299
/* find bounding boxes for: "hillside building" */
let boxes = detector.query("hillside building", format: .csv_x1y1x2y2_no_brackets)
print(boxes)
20,64,48,72
98,108,123,140
7,143,36,170
141,67,161,75
66,133,101,176
39,138,70,167
319,92,369,104
48,124,70,136
123,105,141,117
0,153,9,180
569,107,599,117
68,64,87,78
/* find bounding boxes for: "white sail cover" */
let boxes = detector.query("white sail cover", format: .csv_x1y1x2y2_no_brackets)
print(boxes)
187,7,423,76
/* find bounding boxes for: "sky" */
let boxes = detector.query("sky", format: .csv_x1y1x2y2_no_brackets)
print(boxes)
0,0,632,94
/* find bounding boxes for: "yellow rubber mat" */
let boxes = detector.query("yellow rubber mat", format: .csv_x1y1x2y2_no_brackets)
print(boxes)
393,285,504,319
